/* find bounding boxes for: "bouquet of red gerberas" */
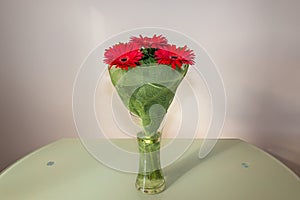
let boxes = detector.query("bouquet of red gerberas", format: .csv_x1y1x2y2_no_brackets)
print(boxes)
105,34,194,70
103,34,195,194
104,34,195,134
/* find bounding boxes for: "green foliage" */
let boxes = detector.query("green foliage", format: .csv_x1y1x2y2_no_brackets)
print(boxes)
109,64,189,136
140,48,156,65
129,83,174,134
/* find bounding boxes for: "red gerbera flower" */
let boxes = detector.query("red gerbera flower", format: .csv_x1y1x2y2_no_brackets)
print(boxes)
104,43,143,70
130,34,168,48
155,45,195,69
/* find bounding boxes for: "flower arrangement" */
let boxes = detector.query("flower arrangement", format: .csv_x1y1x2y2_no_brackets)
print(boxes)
103,34,195,194
103,35,195,134
104,34,195,70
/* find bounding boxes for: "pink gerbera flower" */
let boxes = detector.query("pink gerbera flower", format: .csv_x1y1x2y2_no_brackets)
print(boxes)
130,34,168,48
155,45,195,69
104,43,143,70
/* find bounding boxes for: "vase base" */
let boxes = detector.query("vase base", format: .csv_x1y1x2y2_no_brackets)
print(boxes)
135,180,166,194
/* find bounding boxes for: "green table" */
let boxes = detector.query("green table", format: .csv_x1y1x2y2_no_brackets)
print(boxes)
0,139,299,200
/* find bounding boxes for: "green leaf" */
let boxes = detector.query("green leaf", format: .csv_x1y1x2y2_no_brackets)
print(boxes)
108,64,189,135
129,83,175,133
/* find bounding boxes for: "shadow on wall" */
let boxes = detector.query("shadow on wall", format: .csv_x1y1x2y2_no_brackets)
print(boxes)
240,89,300,176
269,152,300,177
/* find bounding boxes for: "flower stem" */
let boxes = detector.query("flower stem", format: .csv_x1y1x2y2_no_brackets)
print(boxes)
136,132,165,194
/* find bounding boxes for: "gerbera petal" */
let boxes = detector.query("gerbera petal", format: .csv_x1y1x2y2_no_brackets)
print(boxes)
155,44,195,69
130,34,168,48
104,42,143,70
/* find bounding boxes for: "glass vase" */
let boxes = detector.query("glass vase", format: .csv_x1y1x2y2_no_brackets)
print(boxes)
135,132,166,194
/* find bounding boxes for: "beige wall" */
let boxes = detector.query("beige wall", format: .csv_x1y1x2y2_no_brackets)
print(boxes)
0,0,299,175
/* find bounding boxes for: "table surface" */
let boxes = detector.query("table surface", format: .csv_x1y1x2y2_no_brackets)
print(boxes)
0,139,299,200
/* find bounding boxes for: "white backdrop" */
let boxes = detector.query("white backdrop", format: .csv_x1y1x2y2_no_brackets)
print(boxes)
0,0,299,175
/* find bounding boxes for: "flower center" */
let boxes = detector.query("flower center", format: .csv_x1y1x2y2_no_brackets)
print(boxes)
120,56,128,63
170,55,178,60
